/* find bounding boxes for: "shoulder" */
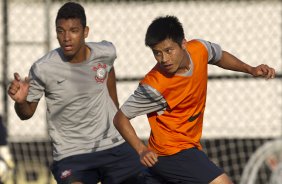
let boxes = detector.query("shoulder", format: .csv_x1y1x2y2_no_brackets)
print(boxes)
141,64,173,93
189,39,221,52
186,39,209,50
31,49,61,71
142,64,160,83
87,41,116,57
88,40,115,48
190,39,222,64
87,41,117,66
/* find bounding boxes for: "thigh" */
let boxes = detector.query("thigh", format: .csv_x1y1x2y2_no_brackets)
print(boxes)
151,148,224,184
51,155,100,184
139,168,166,184
100,142,145,184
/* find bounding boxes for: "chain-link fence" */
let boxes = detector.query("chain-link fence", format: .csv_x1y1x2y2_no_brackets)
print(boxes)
1,0,281,183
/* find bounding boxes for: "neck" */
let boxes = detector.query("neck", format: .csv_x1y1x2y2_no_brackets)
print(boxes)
176,50,191,74
184,51,191,71
68,45,90,63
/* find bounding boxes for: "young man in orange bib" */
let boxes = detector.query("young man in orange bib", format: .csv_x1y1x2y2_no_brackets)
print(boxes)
113,15,275,184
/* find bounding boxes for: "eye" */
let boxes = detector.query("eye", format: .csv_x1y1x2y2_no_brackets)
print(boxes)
153,50,161,56
165,48,173,54
71,28,80,33
56,29,64,34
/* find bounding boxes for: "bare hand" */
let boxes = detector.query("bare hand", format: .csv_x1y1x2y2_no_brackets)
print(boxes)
251,64,275,79
8,73,30,103
139,148,158,167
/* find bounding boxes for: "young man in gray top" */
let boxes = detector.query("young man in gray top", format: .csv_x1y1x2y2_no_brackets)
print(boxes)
7,2,143,184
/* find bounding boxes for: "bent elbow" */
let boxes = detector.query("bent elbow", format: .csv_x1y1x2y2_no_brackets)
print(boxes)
113,110,125,129
113,112,119,128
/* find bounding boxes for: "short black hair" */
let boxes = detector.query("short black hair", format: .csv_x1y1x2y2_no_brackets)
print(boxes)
55,2,86,28
145,15,185,47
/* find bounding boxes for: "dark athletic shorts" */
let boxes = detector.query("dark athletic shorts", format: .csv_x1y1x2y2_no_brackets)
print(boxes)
51,142,145,184
0,116,7,145
142,147,224,184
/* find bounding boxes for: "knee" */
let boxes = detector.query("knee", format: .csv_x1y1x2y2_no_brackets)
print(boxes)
210,173,233,184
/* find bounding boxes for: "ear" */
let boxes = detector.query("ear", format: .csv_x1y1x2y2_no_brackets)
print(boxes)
181,39,187,49
84,26,89,38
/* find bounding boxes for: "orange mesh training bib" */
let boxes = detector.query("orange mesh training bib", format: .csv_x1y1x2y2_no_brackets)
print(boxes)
141,40,209,156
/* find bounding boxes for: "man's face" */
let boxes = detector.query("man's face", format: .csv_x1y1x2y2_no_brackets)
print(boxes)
56,18,89,60
151,38,188,75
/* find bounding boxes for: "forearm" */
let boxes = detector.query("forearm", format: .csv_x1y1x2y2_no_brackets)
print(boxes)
113,110,147,155
14,101,37,120
215,51,253,74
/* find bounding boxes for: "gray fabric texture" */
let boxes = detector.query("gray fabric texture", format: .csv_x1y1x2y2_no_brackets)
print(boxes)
27,41,124,161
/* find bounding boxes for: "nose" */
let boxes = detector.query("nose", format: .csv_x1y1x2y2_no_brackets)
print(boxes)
161,52,169,64
64,31,71,42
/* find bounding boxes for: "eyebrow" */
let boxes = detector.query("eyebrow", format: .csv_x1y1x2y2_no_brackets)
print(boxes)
56,26,80,30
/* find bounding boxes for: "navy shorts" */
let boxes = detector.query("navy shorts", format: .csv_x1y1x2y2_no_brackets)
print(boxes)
51,142,145,184
0,116,7,146
142,148,224,184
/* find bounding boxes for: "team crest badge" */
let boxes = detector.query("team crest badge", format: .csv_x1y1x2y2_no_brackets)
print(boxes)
92,63,107,83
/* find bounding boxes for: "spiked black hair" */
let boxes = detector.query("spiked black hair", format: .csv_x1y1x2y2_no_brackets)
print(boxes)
145,15,185,47
55,2,86,28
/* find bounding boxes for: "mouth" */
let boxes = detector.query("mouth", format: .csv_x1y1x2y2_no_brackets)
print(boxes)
63,45,73,51
163,64,173,70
